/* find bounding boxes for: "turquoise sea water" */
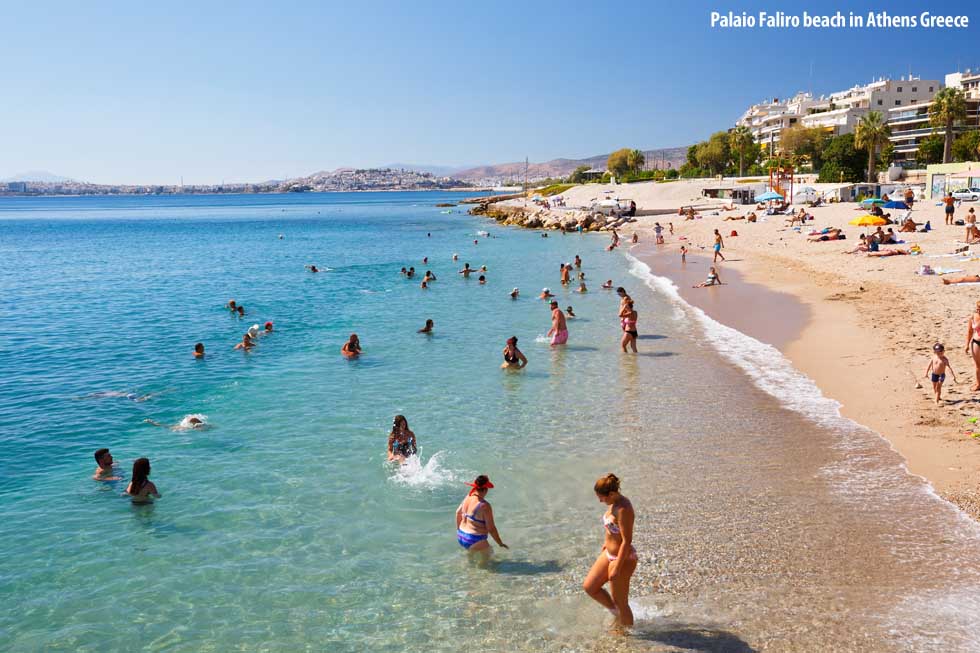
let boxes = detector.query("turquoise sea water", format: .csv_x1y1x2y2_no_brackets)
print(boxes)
4,192,980,652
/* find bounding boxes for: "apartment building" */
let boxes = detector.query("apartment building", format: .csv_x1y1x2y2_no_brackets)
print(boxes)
887,72,980,167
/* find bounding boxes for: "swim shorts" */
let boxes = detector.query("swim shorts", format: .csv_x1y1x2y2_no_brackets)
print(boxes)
551,329,568,346
931,373,945,383
713,243,721,251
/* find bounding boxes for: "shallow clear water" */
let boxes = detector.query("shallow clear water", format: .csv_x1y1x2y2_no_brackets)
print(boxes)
2,192,980,652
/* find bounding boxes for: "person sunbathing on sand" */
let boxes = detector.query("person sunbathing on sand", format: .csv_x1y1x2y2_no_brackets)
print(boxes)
866,248,910,257
693,267,722,288
966,224,980,244
724,215,746,221
899,217,918,233
808,228,844,242
843,234,875,254
943,275,980,285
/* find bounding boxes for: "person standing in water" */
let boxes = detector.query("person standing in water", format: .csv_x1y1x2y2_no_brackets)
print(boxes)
547,300,568,346
620,300,638,353
341,334,361,358
455,475,507,557
193,343,205,358
418,319,434,334
126,458,160,504
501,336,527,369
583,473,636,627
93,448,120,481
387,415,417,462
560,263,571,286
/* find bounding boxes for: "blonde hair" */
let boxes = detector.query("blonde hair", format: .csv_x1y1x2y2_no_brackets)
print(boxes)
594,473,620,495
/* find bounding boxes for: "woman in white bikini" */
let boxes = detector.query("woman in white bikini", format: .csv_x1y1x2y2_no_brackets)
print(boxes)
582,473,636,627
965,301,980,390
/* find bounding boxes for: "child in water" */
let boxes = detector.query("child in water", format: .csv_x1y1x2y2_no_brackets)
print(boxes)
925,343,956,404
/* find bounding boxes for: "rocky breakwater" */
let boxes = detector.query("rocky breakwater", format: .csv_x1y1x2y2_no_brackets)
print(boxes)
468,200,637,232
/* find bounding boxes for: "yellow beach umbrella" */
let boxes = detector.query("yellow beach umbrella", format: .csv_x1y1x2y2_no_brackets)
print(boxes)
848,215,889,227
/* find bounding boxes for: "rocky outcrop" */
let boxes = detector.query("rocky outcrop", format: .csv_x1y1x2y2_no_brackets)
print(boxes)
469,202,636,232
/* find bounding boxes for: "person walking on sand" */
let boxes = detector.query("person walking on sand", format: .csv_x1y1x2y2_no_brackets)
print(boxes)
926,343,956,404
583,473,637,627
945,192,956,225
620,299,638,353
681,244,688,262
126,458,160,504
501,336,527,369
965,301,980,390
455,475,508,559
712,229,725,262
547,300,568,346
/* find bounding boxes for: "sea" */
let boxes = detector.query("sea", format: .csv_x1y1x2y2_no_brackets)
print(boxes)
2,191,980,652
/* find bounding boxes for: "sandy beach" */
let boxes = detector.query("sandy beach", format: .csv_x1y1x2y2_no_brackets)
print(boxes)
493,180,980,519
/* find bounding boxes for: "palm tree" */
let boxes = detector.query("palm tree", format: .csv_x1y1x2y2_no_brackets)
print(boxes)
729,125,754,177
930,87,967,163
855,112,890,183
626,149,645,173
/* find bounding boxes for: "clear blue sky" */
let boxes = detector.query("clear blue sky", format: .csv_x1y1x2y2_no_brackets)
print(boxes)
2,0,978,183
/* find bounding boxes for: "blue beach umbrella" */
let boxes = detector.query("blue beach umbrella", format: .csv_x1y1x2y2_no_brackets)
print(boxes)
861,197,886,205
756,191,783,201
883,200,909,209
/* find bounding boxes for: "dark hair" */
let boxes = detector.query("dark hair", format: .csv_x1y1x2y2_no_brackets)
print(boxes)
129,458,150,494
616,287,625,294
479,275,485,281
390,414,408,436
507,336,517,345
426,319,433,326
194,342,204,352
94,448,109,464
472,475,491,491
594,473,621,495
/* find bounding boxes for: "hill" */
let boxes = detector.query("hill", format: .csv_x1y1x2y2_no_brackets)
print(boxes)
453,147,688,183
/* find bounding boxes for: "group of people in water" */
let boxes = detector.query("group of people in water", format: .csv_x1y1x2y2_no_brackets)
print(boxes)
92,448,160,504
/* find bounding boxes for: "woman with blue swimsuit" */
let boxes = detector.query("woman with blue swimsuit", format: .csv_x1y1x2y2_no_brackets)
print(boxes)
387,415,417,463
455,475,508,557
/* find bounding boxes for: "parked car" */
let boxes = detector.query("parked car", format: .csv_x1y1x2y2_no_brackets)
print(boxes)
952,188,980,201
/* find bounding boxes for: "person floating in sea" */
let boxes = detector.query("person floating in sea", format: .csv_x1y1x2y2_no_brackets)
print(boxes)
400,267,407,276
193,342,205,358
478,275,486,285
713,229,725,262
387,415,417,462
306,264,319,273
566,306,576,318
693,267,722,288
501,336,527,369
926,343,956,405
574,255,582,268
237,305,245,317
539,287,554,300
621,300,638,353
455,475,507,558
423,270,437,282
263,321,274,334
420,280,428,289
418,319,434,334
422,256,428,264
126,458,160,504
510,288,520,299
143,415,208,431
459,263,474,278
577,281,588,293
602,280,613,289
452,253,459,261
547,300,568,346
583,473,636,627
407,267,416,278
341,334,361,358
227,299,237,311
234,333,256,350
93,448,119,481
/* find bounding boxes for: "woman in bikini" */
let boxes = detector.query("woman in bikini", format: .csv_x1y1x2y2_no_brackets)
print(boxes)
620,300,638,353
455,475,507,558
126,458,160,504
583,473,636,627
341,333,361,358
501,336,527,369
387,415,417,462
965,301,980,391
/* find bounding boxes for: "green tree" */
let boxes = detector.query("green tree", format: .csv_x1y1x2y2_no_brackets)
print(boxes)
686,144,700,168
567,164,591,184
626,149,646,173
878,142,895,171
779,126,828,171
606,148,632,178
696,131,732,175
818,133,865,183
916,134,944,165
729,126,754,177
930,87,967,163
951,130,980,162
854,111,890,183
665,168,679,179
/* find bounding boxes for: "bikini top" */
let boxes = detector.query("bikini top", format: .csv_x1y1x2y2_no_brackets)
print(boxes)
503,350,518,363
463,499,487,525
602,513,620,535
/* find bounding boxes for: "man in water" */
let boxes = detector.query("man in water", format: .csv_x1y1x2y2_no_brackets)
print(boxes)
510,288,520,299
193,343,205,358
560,264,570,286
547,300,568,346
93,448,120,480
459,263,474,277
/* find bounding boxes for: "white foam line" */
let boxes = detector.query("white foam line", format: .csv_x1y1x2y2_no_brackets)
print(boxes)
622,250,980,534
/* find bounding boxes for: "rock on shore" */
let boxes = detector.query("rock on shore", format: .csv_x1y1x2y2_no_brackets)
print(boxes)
468,201,636,232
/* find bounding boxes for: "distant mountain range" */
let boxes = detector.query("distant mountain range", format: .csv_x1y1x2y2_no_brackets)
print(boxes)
2,170,75,183
446,148,689,182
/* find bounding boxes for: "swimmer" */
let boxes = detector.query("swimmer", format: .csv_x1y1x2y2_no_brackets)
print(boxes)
234,333,255,350
566,306,576,318
279,234,284,239
501,336,527,369
453,253,459,261
459,263,474,277
578,272,586,281
247,324,260,340
547,300,568,346
237,305,245,317
263,321,274,334
455,475,507,558
306,264,319,273
478,275,486,284
574,255,582,268
419,319,434,333
387,415,418,462
583,473,636,627
577,282,588,293
93,448,120,481
423,270,437,282
143,415,208,431
620,300,638,353
561,264,570,285
422,257,428,264
193,342,205,358
407,267,416,278
480,265,487,272
539,287,554,299
420,280,428,289
510,288,520,299
693,266,722,288
227,299,237,311
474,239,478,245
602,280,613,289
126,458,160,504
341,334,361,357
400,267,407,275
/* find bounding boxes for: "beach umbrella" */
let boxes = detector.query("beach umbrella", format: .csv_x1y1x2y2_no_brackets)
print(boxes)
849,215,889,227
861,198,886,205
756,191,783,201
883,200,909,209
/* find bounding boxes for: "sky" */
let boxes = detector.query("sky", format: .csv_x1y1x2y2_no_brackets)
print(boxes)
2,0,979,184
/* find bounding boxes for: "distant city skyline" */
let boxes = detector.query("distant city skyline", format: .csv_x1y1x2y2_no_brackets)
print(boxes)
2,0,978,184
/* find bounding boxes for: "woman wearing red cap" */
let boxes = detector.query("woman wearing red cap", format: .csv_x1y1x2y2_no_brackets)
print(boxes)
583,473,636,626
455,475,508,557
